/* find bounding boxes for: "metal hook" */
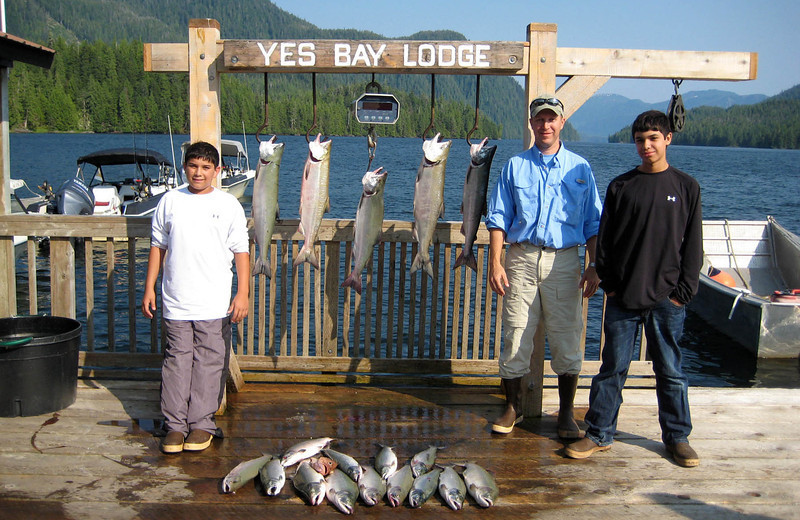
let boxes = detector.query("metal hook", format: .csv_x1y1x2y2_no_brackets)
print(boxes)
255,73,269,143
306,73,318,143
367,125,377,171
672,78,683,96
422,74,436,140
466,75,482,145
366,73,381,94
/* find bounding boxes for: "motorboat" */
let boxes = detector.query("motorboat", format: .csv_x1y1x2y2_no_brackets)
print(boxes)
76,148,185,216
180,139,255,200
689,217,800,358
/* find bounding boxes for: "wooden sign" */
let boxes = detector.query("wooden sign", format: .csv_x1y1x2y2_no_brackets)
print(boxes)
223,40,526,74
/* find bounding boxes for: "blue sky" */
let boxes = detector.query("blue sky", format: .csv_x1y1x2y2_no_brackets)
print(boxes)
270,0,799,102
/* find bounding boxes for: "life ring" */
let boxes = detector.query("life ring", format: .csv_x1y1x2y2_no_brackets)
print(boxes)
770,289,800,303
707,267,736,288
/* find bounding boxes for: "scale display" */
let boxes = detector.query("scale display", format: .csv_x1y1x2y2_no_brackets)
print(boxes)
354,93,400,124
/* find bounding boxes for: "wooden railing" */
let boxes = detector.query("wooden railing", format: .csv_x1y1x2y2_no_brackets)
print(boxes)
1,214,655,413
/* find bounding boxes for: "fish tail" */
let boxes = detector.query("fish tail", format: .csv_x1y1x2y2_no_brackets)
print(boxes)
454,249,478,272
341,271,363,294
252,257,272,279
293,245,320,269
410,251,434,277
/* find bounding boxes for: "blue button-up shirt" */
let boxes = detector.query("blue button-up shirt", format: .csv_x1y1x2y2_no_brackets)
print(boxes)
486,143,602,248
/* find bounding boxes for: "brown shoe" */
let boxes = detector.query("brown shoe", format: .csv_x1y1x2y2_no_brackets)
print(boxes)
184,429,213,452
161,430,185,454
564,437,611,459
666,442,699,467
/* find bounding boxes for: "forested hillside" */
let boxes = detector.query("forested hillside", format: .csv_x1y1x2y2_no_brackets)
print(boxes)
608,85,800,149
5,0,577,140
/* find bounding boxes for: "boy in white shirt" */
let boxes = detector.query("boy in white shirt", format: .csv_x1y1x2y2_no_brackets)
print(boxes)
142,141,250,454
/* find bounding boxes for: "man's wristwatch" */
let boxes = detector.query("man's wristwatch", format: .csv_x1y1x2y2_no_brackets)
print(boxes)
588,262,596,268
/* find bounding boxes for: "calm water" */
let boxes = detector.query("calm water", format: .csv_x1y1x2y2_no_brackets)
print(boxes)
9,133,800,388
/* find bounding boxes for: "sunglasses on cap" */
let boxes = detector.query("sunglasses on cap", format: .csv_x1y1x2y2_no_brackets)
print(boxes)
531,97,563,109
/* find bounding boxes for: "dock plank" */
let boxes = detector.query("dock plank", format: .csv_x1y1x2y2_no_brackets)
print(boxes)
0,380,798,519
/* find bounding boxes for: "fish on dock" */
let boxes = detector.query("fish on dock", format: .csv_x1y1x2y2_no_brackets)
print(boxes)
292,461,327,506
358,465,387,506
258,456,286,496
374,443,398,480
341,167,388,294
454,137,496,272
408,467,443,508
438,465,467,511
294,133,331,269
410,444,443,477
251,135,284,278
221,453,274,494
411,133,451,277
309,455,338,476
463,462,499,507
325,468,359,514
385,465,414,507
323,447,363,482
281,436,334,467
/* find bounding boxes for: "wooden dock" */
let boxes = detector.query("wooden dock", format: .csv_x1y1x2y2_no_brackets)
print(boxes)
1,380,798,519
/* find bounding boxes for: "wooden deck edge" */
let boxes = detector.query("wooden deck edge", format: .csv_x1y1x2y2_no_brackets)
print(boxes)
78,352,656,387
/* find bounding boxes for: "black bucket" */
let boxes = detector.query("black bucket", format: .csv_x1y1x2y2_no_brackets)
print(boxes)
0,316,82,417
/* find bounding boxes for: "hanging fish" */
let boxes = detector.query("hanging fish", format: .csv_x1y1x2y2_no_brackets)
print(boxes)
221,453,274,494
411,133,451,277
251,135,284,278
294,133,331,269
341,167,388,294
454,137,496,272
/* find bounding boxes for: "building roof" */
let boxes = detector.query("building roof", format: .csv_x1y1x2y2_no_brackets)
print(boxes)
0,32,55,69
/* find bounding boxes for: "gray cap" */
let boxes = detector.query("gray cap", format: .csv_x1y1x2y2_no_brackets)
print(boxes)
530,95,564,118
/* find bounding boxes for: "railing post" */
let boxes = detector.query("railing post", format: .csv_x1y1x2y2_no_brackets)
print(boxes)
50,237,76,319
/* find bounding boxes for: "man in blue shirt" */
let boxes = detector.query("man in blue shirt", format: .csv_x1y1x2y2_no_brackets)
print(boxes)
486,95,602,436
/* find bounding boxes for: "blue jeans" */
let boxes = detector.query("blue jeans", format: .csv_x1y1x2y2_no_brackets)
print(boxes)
584,297,692,446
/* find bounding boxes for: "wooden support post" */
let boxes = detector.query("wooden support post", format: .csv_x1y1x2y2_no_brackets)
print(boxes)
557,75,611,120
520,23,557,418
50,237,76,319
188,18,222,186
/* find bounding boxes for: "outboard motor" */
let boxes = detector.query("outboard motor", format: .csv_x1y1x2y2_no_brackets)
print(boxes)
54,178,95,215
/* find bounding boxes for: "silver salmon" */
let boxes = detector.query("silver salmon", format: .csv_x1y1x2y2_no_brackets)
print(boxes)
325,468,359,514
251,135,284,278
386,465,414,507
294,133,331,269
323,447,363,483
258,456,286,496
438,465,467,511
463,462,499,507
221,453,274,494
410,445,443,477
341,167,387,294
358,465,387,506
411,133,451,277
454,137,496,272
281,436,334,467
293,461,327,506
375,444,398,480
408,467,442,508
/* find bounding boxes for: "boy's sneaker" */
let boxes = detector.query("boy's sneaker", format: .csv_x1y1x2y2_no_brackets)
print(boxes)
184,429,213,452
564,437,611,459
161,431,185,454
666,442,700,467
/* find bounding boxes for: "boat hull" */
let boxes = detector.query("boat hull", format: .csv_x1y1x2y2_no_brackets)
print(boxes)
688,218,800,359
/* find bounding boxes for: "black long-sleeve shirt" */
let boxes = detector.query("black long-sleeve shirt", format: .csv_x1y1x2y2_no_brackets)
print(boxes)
596,165,703,310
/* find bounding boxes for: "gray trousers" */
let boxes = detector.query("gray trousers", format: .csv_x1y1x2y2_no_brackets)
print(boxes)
161,318,230,434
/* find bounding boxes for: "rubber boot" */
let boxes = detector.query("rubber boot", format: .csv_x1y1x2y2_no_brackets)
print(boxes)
557,374,585,439
492,377,524,434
